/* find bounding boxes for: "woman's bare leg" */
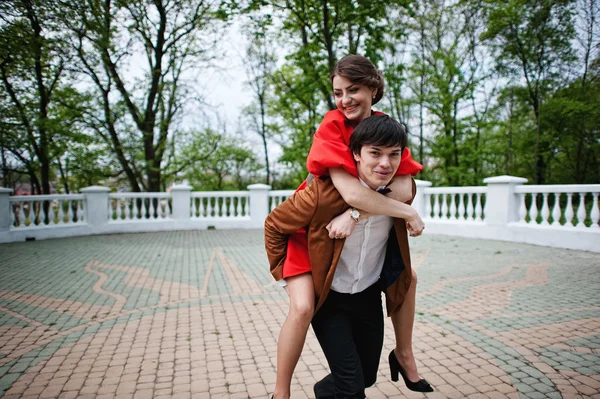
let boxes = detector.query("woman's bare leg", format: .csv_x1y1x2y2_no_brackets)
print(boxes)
390,269,421,382
273,273,315,399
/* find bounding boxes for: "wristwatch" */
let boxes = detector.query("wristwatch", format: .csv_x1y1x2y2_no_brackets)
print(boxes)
349,208,360,222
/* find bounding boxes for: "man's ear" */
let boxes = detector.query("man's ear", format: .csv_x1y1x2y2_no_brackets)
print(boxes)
353,151,361,162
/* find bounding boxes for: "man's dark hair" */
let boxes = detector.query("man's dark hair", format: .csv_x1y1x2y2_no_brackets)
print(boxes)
349,114,407,155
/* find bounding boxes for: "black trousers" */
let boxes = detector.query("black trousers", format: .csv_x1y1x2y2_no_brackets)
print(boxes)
311,283,384,399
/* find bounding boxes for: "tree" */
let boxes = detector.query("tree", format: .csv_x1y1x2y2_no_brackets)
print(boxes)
245,0,414,175
64,0,227,192
243,14,276,184
0,0,71,194
182,129,262,190
481,0,577,184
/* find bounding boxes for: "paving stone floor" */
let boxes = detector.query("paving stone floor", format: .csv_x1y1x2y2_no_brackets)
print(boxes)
0,231,599,399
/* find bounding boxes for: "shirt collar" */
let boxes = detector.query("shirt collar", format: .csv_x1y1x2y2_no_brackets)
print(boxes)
358,177,387,192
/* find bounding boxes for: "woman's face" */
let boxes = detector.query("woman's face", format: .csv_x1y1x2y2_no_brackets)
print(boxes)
332,75,377,123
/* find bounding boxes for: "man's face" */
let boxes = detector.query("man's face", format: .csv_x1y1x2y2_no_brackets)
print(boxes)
353,144,402,189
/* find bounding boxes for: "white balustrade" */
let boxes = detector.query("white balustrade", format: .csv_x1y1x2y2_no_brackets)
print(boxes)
191,192,250,219
1,178,599,252
9,195,86,229
269,190,295,211
515,185,600,228
108,193,172,222
422,187,487,222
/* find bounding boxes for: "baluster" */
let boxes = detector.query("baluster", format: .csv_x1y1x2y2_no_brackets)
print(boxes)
214,197,220,217
116,199,122,220
441,194,449,219
576,193,587,228
151,198,158,219
236,196,242,217
56,200,64,224
142,198,149,220
518,193,527,223
475,194,483,221
207,197,214,217
19,201,26,227
199,197,205,218
541,193,550,225
191,197,197,218
226,196,232,218
529,194,539,224
540,193,550,226
132,198,139,220
590,193,599,229
432,194,440,219
67,200,74,223
449,194,457,220
564,194,574,226
10,201,16,227
39,201,48,226
424,194,431,219
551,193,562,226
466,194,474,221
456,194,464,220
79,199,84,223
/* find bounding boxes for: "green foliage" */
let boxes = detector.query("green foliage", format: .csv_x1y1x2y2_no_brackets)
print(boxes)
181,129,262,191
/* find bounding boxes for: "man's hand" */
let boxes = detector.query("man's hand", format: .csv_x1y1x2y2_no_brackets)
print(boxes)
406,211,425,237
326,210,357,239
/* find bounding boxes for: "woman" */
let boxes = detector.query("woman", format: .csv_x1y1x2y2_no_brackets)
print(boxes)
272,55,432,399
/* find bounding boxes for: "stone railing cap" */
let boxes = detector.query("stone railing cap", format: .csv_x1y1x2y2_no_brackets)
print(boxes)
0,187,14,194
483,175,528,184
81,186,111,193
247,183,272,190
414,179,433,187
170,184,193,191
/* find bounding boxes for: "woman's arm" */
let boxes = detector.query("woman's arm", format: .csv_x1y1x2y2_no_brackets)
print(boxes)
329,167,425,235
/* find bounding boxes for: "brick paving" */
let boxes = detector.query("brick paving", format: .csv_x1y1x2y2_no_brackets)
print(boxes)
0,230,599,399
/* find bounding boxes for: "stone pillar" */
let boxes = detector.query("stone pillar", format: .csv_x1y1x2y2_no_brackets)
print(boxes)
483,175,528,226
0,188,14,232
247,184,272,228
81,186,111,230
413,179,433,218
170,184,192,220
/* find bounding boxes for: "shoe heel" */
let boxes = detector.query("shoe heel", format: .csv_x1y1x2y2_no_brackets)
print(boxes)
388,350,399,382
390,364,399,382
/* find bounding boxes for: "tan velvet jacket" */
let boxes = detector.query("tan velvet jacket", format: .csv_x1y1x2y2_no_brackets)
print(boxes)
264,176,415,315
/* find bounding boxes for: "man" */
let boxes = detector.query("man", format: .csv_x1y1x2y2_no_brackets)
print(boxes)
264,115,423,398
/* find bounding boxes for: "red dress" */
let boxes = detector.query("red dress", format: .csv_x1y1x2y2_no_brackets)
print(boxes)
282,110,423,278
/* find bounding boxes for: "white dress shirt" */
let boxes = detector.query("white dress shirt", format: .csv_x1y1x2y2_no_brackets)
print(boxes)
331,180,393,294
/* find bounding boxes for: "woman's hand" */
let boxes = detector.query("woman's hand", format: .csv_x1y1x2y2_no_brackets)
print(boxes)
326,210,357,239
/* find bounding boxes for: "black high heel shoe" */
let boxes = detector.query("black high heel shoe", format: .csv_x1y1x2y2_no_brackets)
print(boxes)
388,350,434,392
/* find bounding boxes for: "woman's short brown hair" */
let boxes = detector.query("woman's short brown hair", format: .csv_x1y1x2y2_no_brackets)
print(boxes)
330,54,385,105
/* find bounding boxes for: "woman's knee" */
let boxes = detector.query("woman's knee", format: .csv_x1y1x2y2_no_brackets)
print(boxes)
289,298,314,323
410,269,418,286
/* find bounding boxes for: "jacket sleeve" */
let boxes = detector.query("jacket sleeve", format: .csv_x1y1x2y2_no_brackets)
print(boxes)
264,181,319,281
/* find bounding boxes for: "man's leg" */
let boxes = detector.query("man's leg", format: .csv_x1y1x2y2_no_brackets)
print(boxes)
311,291,366,399
352,283,384,388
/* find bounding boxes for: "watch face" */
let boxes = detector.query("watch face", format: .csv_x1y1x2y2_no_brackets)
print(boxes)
351,209,360,219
